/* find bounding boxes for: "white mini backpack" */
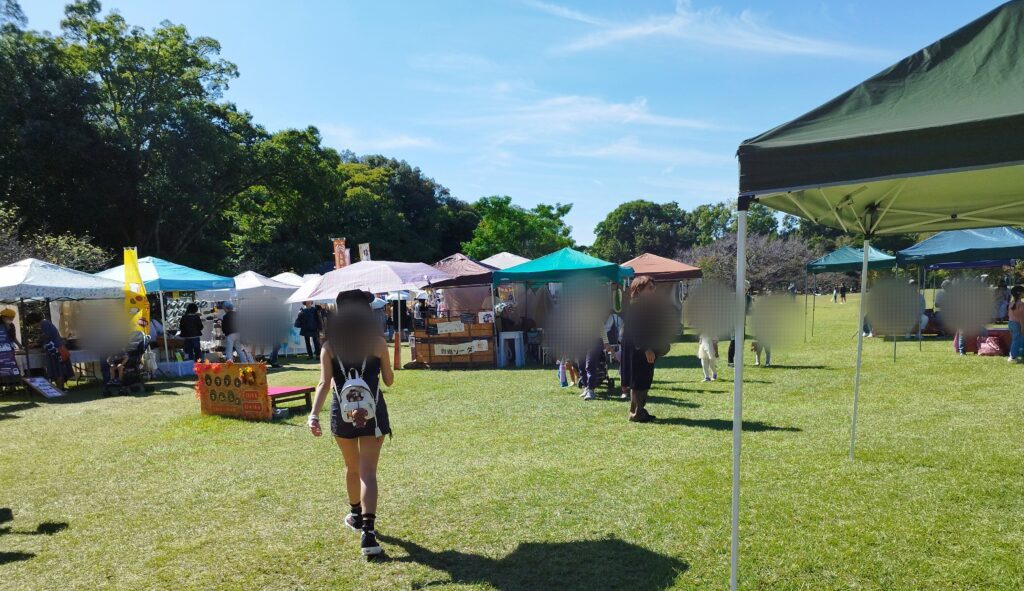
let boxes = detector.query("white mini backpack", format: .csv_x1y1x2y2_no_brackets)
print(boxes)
334,357,382,438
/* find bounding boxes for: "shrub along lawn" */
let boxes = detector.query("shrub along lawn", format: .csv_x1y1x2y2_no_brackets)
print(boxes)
1,294,1022,590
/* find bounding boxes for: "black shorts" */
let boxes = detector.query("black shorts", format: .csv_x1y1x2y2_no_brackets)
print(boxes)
620,346,655,391
331,395,391,439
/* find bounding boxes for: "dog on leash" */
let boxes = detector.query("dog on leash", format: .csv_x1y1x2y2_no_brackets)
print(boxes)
750,341,771,367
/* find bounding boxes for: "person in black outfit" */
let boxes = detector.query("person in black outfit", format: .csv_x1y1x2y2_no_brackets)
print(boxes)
308,289,395,559
177,303,204,360
620,276,671,423
295,302,322,359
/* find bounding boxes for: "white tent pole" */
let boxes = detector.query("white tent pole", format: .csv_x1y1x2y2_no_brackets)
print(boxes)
730,200,749,591
919,266,925,351
801,275,806,340
850,240,869,461
160,291,170,365
811,275,816,338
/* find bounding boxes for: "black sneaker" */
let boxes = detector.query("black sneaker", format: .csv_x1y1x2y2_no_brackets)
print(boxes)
361,530,382,557
344,512,362,533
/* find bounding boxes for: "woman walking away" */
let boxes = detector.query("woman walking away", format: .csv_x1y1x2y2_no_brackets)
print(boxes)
621,276,671,423
308,289,395,558
839,284,848,304
178,303,204,360
1008,286,1024,362
698,333,717,381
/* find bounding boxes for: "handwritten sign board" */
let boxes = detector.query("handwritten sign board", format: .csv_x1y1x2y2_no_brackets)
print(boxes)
0,330,19,378
434,339,489,356
435,320,465,335
24,377,64,398
195,363,272,421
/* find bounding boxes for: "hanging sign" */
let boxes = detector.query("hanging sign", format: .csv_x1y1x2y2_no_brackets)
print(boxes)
435,320,465,335
194,362,272,421
332,238,348,269
359,243,371,261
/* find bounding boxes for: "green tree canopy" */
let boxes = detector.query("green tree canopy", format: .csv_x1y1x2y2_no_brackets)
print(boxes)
590,200,693,263
461,196,575,260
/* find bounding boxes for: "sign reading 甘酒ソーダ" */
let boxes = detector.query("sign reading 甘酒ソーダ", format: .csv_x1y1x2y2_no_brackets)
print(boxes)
195,363,272,421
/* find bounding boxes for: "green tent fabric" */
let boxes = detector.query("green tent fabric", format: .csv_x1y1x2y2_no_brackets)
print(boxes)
491,247,634,285
806,246,895,273
896,226,1024,265
738,1,1024,235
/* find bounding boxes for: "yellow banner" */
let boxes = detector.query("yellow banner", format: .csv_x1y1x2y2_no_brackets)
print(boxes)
124,247,150,334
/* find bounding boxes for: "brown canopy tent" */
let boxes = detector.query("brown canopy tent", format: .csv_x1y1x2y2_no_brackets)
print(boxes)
622,253,702,281
430,254,497,288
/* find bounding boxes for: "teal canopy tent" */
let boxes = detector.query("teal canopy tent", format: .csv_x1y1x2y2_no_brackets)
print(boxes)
806,246,895,273
492,247,634,286
97,257,234,292
804,246,896,339
896,226,1024,266
732,3,1024,589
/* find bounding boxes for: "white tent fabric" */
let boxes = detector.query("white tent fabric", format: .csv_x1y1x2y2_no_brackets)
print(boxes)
480,252,530,270
284,275,326,304
288,261,450,304
270,272,305,287
0,258,124,302
196,271,296,300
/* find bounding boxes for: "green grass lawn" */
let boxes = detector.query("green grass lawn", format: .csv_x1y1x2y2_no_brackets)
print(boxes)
2,294,1023,590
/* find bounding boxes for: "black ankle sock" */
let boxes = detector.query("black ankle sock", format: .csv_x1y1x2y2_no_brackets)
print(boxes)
350,503,362,516
362,513,376,533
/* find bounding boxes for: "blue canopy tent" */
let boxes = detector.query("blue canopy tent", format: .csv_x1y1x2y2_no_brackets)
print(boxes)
897,227,1024,268
804,246,896,339
97,257,234,364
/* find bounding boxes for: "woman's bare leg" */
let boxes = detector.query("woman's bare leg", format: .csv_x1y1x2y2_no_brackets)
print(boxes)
357,436,384,514
336,438,361,505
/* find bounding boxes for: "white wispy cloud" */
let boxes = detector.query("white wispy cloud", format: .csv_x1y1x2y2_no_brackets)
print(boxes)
450,94,722,134
319,124,438,152
531,0,892,60
553,136,732,167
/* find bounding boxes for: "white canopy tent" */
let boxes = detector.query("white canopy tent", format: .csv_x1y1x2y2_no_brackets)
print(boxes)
0,258,124,303
480,252,530,270
197,271,306,356
270,271,304,287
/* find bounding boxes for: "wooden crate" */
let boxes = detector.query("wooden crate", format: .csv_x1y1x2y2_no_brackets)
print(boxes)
414,320,495,368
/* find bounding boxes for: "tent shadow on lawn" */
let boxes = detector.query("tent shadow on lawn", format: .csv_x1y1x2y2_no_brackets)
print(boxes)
378,535,688,591
656,417,801,432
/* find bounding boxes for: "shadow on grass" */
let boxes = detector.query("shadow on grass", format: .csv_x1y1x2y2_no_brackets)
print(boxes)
655,417,801,432
645,396,700,408
0,508,67,566
379,535,688,591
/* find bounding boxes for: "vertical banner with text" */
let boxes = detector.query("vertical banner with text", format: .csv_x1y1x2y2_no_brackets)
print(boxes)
359,243,371,262
332,238,347,269
123,247,150,334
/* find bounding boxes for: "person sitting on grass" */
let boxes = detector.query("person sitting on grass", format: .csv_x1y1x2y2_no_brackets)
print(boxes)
308,289,395,559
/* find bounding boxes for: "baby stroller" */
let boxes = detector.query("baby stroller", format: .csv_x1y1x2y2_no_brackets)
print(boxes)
103,331,155,396
574,342,618,393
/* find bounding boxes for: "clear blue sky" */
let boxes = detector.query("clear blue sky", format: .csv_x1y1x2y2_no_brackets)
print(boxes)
23,0,1004,245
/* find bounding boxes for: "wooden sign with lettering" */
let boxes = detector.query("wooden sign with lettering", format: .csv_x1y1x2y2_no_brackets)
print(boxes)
195,362,272,421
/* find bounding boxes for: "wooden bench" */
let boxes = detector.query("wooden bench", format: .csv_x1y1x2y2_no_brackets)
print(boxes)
266,386,314,411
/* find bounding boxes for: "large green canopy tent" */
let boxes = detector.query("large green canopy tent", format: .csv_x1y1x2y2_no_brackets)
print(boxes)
804,246,896,338
730,3,1024,589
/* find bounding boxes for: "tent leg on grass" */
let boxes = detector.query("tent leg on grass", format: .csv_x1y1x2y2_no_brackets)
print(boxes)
160,291,171,375
803,273,808,342
811,278,816,338
730,199,749,591
850,240,869,461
